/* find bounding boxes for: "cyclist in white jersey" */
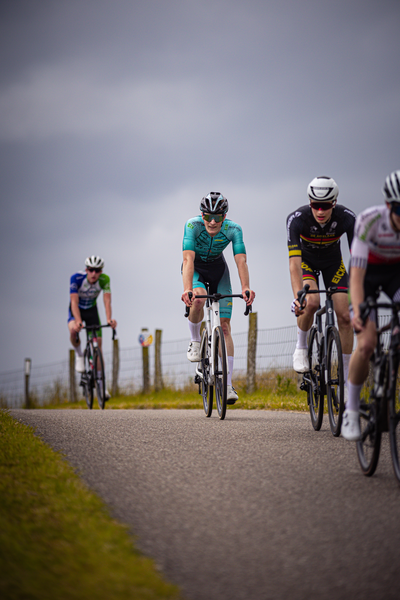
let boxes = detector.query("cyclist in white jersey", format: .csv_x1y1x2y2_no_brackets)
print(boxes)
342,170,400,440
68,256,117,396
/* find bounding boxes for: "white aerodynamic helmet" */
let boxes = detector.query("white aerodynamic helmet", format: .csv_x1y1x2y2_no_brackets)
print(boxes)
307,176,339,203
382,170,400,202
85,255,104,269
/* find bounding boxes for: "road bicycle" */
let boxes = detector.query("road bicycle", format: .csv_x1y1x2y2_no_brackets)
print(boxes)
297,283,347,436
355,296,400,484
78,324,116,410
184,287,251,420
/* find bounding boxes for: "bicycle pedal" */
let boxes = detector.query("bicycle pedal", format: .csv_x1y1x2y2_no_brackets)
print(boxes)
300,381,309,392
194,374,201,385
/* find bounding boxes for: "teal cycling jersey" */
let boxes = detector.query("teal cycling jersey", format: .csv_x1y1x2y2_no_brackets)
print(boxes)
182,216,246,262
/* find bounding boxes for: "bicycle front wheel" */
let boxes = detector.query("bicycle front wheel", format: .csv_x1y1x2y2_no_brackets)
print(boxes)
326,327,344,437
82,349,94,409
356,384,381,477
388,353,400,484
94,348,106,410
200,330,213,417
213,326,227,420
307,327,324,431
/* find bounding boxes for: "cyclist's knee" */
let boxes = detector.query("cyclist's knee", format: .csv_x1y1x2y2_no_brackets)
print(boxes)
306,295,319,314
220,318,231,337
336,310,351,329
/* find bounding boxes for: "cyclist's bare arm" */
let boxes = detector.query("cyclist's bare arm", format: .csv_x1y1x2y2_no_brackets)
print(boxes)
103,292,117,328
234,253,255,305
289,256,307,315
70,293,83,331
349,266,367,330
182,249,196,306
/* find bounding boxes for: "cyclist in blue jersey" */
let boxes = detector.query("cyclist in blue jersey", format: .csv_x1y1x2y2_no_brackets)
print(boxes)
181,192,255,404
68,256,117,396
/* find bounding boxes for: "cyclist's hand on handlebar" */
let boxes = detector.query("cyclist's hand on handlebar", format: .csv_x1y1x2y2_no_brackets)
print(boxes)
242,288,255,305
108,319,117,329
291,298,307,317
182,290,194,307
74,320,83,332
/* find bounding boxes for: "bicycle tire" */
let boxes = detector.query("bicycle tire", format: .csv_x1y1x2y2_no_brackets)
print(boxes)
326,327,344,437
356,382,381,477
388,353,400,484
82,349,94,409
94,348,106,410
200,330,213,417
214,326,227,420
307,326,324,431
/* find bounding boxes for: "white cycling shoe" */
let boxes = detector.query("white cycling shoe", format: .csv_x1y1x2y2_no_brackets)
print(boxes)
293,348,309,373
75,355,85,373
187,341,201,362
227,385,238,405
341,409,361,441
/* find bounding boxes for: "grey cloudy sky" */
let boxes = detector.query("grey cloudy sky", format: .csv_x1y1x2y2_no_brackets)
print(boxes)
1,0,399,373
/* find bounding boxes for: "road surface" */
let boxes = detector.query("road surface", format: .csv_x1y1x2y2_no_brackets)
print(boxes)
10,408,400,600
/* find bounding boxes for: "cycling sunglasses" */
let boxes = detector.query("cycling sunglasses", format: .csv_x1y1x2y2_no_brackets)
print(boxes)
391,203,400,216
202,213,225,223
310,201,335,211
87,267,102,273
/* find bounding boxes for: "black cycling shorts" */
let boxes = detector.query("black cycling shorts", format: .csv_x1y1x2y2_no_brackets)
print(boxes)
301,255,348,290
68,305,102,337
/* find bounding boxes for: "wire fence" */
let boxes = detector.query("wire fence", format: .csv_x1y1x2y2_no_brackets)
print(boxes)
0,325,299,408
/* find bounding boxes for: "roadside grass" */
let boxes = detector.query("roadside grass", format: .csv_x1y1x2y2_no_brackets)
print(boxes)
42,370,310,412
0,410,182,600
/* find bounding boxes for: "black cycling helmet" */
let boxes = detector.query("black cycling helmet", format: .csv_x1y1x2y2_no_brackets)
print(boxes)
200,192,229,215
382,170,400,202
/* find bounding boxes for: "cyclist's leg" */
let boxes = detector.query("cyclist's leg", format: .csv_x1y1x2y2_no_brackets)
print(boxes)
324,256,353,361
68,307,85,372
217,261,237,401
293,263,320,372
186,269,206,361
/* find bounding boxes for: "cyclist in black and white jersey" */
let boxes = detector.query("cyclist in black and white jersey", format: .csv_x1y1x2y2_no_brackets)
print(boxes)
342,170,400,440
287,176,356,382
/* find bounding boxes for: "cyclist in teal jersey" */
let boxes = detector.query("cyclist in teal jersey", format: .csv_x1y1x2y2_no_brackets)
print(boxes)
68,256,117,394
182,192,255,404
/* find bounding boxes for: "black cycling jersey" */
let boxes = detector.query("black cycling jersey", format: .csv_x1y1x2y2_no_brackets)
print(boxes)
286,204,355,264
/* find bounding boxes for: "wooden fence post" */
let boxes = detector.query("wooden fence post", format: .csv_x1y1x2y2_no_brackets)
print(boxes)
69,350,76,403
154,329,163,391
24,358,31,409
247,311,258,394
112,337,119,397
141,328,150,394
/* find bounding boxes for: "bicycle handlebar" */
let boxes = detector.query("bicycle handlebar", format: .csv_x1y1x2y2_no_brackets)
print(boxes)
296,284,348,312
76,323,117,342
359,297,400,327
184,291,252,317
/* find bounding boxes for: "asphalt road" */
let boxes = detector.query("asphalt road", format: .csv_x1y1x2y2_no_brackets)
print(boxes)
10,408,400,600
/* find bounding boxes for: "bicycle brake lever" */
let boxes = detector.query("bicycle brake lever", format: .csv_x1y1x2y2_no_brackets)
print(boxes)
244,291,252,316
184,292,192,318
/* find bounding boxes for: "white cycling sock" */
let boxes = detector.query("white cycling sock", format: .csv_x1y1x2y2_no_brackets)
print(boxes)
346,381,362,412
296,327,309,349
228,356,234,386
188,321,201,342
342,353,351,385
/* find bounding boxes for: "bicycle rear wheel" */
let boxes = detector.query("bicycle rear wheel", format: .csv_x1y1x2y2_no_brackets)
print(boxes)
326,327,344,437
388,353,400,484
82,349,94,409
307,326,324,431
213,326,227,420
199,330,213,417
356,385,381,477
94,348,106,410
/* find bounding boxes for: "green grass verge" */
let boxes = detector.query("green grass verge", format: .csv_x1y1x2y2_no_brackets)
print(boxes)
42,372,310,412
0,410,182,600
